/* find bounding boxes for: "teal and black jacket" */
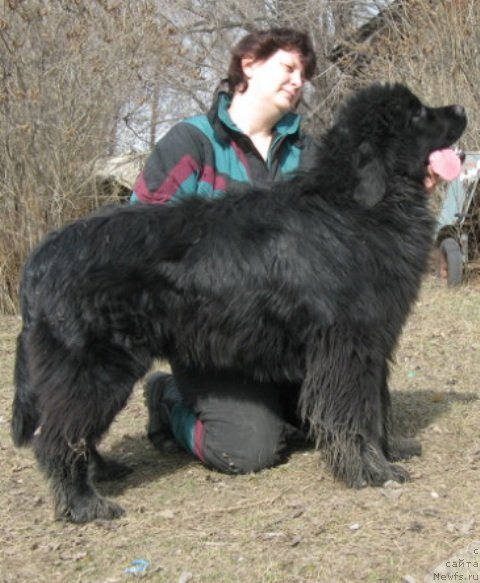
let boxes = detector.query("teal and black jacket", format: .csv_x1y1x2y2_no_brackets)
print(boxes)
131,91,320,204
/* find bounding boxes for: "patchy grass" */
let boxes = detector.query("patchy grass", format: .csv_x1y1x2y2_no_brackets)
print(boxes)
1,277,479,583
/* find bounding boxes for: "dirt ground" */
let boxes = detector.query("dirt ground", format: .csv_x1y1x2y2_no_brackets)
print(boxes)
1,276,479,583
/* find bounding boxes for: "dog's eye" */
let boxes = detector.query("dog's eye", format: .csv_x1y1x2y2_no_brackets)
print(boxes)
410,106,427,125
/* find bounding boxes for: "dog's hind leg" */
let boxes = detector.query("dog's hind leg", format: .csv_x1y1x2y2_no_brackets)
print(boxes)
11,328,39,447
36,434,126,523
300,329,411,488
30,321,152,522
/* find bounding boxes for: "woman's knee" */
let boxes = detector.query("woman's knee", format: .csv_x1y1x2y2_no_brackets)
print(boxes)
200,410,287,474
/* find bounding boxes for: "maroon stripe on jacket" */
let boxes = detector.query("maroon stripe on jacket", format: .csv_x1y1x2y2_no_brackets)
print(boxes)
199,165,228,193
133,155,201,204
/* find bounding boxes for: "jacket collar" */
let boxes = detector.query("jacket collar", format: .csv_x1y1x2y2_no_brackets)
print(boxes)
208,91,302,143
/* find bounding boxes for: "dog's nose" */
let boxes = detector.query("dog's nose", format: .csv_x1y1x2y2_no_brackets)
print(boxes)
454,105,466,117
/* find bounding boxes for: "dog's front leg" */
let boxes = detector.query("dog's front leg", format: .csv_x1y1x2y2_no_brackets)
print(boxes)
299,330,410,487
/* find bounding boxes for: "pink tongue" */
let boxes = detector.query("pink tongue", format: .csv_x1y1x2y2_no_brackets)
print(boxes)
429,148,462,181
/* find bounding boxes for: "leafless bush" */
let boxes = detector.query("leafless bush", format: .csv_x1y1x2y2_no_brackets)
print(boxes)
334,1,480,145
0,0,176,312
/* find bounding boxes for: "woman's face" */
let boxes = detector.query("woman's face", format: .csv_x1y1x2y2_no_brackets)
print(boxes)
241,49,306,114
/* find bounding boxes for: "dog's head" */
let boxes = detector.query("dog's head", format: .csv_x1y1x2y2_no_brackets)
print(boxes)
330,83,467,207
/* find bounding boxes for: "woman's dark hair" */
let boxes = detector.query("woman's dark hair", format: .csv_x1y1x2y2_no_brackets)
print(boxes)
227,28,317,94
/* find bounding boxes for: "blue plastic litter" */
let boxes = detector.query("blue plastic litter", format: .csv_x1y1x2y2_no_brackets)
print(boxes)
125,559,150,575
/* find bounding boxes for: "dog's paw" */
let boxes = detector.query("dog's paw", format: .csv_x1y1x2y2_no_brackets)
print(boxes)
384,462,410,484
350,463,410,488
361,460,410,487
346,455,411,488
58,495,125,523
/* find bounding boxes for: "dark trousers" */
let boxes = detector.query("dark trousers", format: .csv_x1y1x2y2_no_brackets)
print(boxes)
170,363,303,474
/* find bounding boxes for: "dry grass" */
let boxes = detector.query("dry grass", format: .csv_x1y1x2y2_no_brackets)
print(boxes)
1,277,479,583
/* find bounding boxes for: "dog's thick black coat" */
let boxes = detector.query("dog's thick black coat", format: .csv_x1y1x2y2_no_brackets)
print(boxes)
12,83,466,523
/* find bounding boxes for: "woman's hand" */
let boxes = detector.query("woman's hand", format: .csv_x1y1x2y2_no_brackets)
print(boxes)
424,165,443,193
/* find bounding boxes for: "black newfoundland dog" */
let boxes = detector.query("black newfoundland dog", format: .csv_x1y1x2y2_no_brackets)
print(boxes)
12,83,466,523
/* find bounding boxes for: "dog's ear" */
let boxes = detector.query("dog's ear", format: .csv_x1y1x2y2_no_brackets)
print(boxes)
353,142,387,207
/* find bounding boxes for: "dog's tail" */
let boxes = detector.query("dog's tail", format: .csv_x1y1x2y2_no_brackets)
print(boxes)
11,330,39,447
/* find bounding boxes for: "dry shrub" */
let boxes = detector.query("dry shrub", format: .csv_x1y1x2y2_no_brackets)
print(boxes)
0,1,176,313
336,1,480,145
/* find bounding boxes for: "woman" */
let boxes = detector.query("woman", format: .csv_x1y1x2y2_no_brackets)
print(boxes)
133,28,320,473
131,27,318,204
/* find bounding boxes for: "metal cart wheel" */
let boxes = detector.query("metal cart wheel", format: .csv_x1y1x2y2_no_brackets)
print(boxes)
435,237,463,286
